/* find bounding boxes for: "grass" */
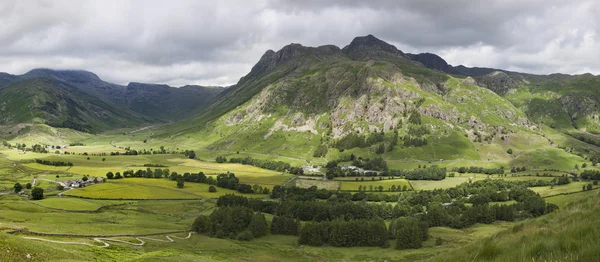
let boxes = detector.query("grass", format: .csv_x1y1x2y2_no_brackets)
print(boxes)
34,197,102,211
433,191,600,261
339,178,412,191
65,178,267,199
531,182,598,197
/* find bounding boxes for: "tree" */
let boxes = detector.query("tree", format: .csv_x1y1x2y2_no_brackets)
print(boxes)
507,148,513,154
395,217,423,250
248,212,268,238
209,185,217,192
192,215,212,234
82,176,88,182
31,187,44,200
587,183,593,191
106,172,114,179
25,183,32,189
177,178,185,188
13,183,23,193
582,163,588,168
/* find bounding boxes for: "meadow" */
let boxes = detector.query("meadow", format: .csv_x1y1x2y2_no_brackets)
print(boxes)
1,138,599,262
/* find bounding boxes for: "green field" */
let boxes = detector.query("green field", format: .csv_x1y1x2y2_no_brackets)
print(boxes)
65,178,267,199
34,197,102,211
339,178,412,191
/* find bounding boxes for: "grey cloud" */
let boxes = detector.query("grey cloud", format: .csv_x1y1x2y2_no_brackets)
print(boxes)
0,0,598,86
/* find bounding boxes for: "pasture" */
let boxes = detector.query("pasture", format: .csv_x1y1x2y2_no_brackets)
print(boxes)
339,178,412,191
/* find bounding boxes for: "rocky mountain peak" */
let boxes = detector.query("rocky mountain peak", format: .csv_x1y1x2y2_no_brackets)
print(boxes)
407,53,451,71
342,34,404,60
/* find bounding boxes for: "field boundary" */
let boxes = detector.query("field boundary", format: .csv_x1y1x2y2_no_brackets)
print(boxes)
7,229,190,238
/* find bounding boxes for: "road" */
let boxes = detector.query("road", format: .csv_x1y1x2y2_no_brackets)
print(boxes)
22,231,195,248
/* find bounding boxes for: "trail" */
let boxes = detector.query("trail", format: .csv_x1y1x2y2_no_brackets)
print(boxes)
282,175,299,187
22,231,195,248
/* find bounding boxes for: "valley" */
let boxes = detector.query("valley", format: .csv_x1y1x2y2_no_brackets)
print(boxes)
1,35,600,262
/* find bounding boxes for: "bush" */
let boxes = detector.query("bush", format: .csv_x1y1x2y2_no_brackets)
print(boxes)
209,185,217,192
237,230,254,241
31,187,44,200
507,148,513,154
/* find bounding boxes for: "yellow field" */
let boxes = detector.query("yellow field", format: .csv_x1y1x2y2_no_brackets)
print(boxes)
65,178,268,199
23,163,70,171
339,179,412,191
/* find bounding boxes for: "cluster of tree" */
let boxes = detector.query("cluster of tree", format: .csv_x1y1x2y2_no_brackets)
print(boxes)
143,163,168,167
356,184,410,192
227,156,302,175
580,170,600,180
215,156,227,163
402,136,427,147
69,142,85,146
35,159,73,166
3,142,52,153
421,194,558,229
389,217,429,249
407,125,430,137
313,144,329,157
510,166,527,173
192,206,268,241
104,168,266,194
407,110,422,125
551,176,571,185
31,187,44,200
451,166,504,175
271,216,301,235
298,218,389,247
333,131,398,153
582,183,595,191
351,157,388,171
390,166,446,181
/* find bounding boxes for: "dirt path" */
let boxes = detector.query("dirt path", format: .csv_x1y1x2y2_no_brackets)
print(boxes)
22,231,195,248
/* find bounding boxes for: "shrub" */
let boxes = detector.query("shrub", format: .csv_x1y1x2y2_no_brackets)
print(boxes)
237,230,254,241
31,187,44,200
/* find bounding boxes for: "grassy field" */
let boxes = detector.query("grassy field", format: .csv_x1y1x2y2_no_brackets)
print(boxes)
293,178,340,190
339,178,412,191
531,181,598,197
65,178,267,199
34,197,102,211
436,190,600,262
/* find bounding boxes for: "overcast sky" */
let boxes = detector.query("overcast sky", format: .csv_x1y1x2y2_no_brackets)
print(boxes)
0,0,598,86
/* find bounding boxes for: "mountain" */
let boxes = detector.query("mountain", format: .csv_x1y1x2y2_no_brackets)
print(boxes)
160,35,599,167
407,51,600,133
0,69,226,135
0,77,147,133
124,82,225,120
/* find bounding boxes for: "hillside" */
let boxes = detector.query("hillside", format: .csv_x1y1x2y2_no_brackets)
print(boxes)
161,35,598,168
0,69,226,136
433,190,600,261
0,77,147,133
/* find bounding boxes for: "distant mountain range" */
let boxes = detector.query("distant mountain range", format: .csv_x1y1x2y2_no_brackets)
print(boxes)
2,35,600,163
0,68,226,133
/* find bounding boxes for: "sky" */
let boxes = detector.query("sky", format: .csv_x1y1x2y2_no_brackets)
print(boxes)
0,0,598,86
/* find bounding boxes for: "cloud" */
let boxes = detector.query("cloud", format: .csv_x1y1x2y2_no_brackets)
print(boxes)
0,0,598,86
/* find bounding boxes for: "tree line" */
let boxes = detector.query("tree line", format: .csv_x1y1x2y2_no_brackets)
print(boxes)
35,159,73,166
105,169,268,194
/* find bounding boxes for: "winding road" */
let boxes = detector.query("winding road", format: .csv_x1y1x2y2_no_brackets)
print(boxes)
22,231,195,248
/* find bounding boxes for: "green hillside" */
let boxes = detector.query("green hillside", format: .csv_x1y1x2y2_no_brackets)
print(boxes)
0,77,148,133
156,35,593,168
433,190,600,261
